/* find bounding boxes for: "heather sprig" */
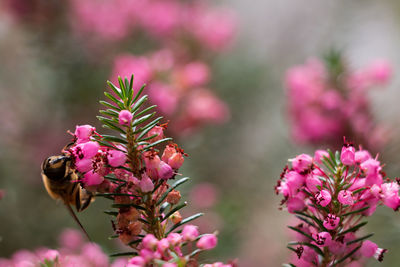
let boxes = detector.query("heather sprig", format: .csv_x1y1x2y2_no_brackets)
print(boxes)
60,75,232,266
285,51,392,151
276,141,398,266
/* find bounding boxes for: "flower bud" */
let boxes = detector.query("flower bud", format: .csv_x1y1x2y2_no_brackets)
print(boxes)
139,174,154,193
341,145,355,165
287,197,305,213
338,190,354,206
166,190,181,205
291,154,313,173
170,211,182,224
157,238,170,252
158,161,174,180
168,153,184,169
118,110,133,126
128,256,146,266
147,126,164,142
182,225,199,241
167,233,182,246
142,234,158,250
75,125,95,143
197,234,218,250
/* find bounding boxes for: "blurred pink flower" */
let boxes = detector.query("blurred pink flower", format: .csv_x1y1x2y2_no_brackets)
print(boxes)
111,55,153,90
59,228,84,251
190,182,219,209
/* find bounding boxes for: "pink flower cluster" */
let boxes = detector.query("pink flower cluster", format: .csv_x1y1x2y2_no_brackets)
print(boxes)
285,58,392,150
124,227,227,266
68,123,184,189
0,229,120,267
110,51,230,134
68,0,236,51
275,142,398,265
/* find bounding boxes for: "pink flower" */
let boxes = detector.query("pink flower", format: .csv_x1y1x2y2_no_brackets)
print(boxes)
83,170,104,186
167,233,182,247
162,264,178,267
360,240,387,261
127,256,146,266
75,158,93,173
118,110,133,126
147,126,164,142
323,214,340,230
338,190,354,205
107,150,126,167
190,183,218,209
380,182,400,210
157,161,174,180
157,238,170,252
197,234,218,250
176,62,210,88
291,154,313,173
182,225,199,241
75,125,95,143
287,197,305,213
142,234,158,250
314,232,332,247
360,159,381,177
305,174,322,193
366,60,392,85
341,145,355,165
315,190,331,207
355,150,371,164
139,174,154,193
285,171,305,196
314,150,329,164
148,82,179,115
110,55,153,90
59,228,83,250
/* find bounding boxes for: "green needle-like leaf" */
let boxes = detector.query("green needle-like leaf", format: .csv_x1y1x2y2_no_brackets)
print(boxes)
131,95,148,113
162,202,188,222
133,105,157,119
342,206,369,217
338,221,367,236
346,233,374,245
101,135,128,144
157,177,190,205
142,137,173,151
106,81,124,99
287,226,314,241
109,252,138,257
166,213,204,234
332,244,362,266
132,113,155,127
99,100,122,111
104,92,125,109
132,84,146,104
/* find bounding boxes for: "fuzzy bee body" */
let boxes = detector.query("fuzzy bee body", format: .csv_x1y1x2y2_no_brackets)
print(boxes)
41,155,93,239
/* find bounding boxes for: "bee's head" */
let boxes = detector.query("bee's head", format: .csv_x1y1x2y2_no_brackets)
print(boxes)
42,155,71,181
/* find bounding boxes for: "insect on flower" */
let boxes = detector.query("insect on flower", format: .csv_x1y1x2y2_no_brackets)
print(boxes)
41,146,93,240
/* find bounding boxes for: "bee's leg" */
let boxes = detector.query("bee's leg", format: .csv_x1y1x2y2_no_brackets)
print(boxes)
64,203,91,242
76,186,93,212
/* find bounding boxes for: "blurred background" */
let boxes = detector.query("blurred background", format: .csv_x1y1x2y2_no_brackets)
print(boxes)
1,0,400,266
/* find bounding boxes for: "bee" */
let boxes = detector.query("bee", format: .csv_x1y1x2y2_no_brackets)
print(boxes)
41,154,93,240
